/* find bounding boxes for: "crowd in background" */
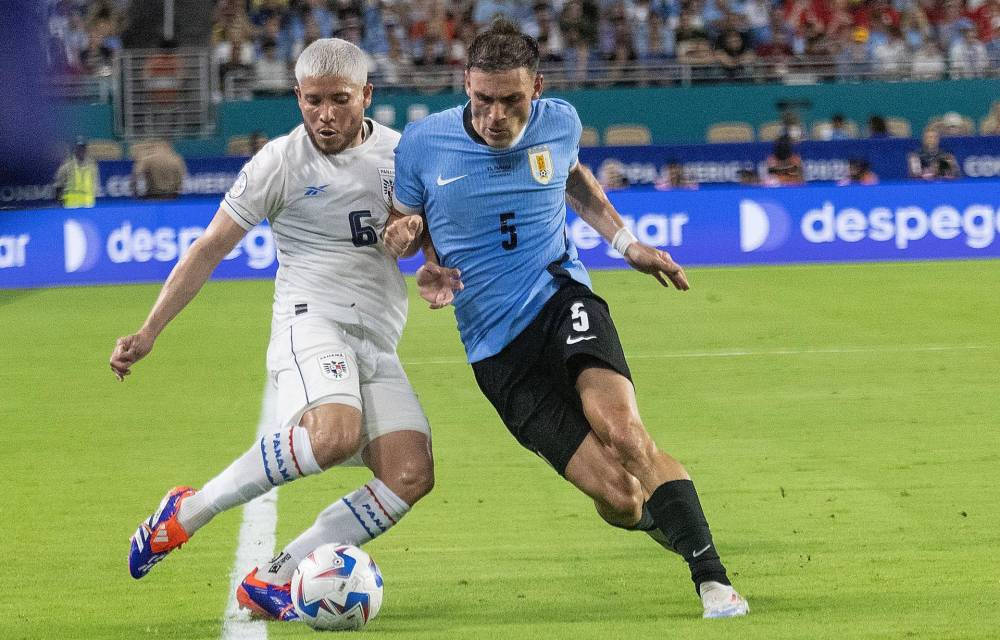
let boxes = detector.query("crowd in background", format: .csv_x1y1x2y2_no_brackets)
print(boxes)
45,0,1000,86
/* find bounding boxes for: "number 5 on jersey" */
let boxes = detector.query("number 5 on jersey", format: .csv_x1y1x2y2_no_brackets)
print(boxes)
499,212,517,250
566,302,596,345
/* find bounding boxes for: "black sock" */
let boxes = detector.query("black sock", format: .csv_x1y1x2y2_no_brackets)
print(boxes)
646,479,730,592
621,505,656,531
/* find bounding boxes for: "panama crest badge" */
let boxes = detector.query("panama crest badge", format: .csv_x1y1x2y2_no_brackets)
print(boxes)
378,167,395,206
528,146,553,185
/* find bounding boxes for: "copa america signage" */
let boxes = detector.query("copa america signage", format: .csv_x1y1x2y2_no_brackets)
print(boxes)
2,182,999,289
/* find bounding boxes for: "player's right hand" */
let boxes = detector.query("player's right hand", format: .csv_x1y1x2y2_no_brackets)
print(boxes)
110,330,155,381
416,263,463,309
383,215,424,259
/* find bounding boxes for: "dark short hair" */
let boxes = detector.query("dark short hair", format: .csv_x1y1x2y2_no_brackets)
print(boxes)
466,18,540,73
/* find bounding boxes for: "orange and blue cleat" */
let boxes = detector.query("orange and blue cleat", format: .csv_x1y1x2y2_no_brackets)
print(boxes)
128,486,195,579
236,568,299,621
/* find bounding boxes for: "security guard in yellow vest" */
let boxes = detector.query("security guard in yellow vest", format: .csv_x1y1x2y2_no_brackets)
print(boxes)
53,137,99,208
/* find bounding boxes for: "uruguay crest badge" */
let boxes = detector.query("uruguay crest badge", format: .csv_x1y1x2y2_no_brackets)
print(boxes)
528,146,553,185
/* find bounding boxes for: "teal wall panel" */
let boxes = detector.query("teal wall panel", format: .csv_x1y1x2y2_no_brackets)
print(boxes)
55,79,1000,155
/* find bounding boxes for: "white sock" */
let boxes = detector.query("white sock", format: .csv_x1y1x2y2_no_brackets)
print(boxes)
260,479,410,585
177,425,321,534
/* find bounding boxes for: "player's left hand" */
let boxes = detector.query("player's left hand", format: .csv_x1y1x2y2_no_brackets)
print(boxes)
623,243,690,290
383,216,424,259
416,262,463,309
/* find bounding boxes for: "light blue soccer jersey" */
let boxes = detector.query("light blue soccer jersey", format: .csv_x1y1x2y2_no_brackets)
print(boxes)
393,98,592,363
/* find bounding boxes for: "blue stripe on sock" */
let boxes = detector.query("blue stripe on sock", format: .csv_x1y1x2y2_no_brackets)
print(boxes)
342,497,376,538
260,438,277,486
272,432,292,482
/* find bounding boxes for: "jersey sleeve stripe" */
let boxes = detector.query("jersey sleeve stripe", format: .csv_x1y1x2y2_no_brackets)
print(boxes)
220,198,258,229
392,194,423,215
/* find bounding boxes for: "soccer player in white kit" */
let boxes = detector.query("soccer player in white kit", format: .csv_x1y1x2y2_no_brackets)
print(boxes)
111,39,431,621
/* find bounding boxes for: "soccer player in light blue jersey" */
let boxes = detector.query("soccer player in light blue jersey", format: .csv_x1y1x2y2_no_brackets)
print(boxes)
384,19,748,619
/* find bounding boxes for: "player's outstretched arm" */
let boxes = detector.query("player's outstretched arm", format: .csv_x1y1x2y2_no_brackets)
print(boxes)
565,163,689,291
415,235,463,309
109,210,247,381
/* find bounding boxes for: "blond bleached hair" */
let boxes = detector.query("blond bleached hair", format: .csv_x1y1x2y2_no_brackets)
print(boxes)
294,38,367,86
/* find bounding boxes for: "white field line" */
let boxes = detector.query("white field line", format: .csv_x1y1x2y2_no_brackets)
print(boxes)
221,382,278,640
401,344,992,367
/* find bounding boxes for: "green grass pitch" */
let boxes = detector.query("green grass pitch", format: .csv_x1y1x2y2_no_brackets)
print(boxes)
3,260,999,639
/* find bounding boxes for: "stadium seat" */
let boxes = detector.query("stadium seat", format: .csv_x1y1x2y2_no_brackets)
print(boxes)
706,122,754,143
757,121,784,142
927,113,975,137
579,126,600,147
227,135,251,156
603,124,651,146
810,119,860,140
86,139,124,161
128,139,162,160
979,115,998,135
884,117,912,138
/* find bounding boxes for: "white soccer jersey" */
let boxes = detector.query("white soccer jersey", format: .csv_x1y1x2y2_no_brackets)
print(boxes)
221,120,406,345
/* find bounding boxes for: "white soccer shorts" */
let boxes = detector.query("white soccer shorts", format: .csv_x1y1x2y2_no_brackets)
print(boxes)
266,313,430,465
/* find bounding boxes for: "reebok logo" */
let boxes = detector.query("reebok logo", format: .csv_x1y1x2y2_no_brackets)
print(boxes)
304,185,328,196
436,174,468,186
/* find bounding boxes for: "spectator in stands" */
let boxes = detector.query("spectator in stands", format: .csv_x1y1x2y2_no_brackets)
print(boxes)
597,159,629,190
980,101,1000,135
949,19,989,78
835,26,873,80
908,128,960,179
779,110,806,142
740,0,774,46
675,9,715,66
524,3,565,61
867,114,889,137
911,39,946,79
291,11,325,60
900,8,931,50
87,0,123,52
474,0,523,29
971,0,1000,48
800,22,835,76
80,29,114,75
254,38,289,94
937,111,970,137
53,137,99,209
936,0,967,50
828,113,853,140
63,10,90,71
837,158,879,185
131,139,188,200
714,22,756,80
606,2,638,84
560,0,599,85
215,23,255,89
755,30,794,79
249,131,269,155
765,134,805,185
873,26,909,78
655,161,698,190
738,167,761,185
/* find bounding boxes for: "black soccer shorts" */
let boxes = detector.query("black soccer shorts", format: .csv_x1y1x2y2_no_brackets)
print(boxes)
471,280,632,476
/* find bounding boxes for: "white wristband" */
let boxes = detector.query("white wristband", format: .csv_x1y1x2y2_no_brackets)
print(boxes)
611,227,638,257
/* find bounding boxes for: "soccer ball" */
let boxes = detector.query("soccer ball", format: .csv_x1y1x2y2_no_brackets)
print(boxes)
291,543,384,631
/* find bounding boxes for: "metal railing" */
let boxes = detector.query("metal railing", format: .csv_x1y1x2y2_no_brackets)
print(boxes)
119,48,216,139
218,56,1000,100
